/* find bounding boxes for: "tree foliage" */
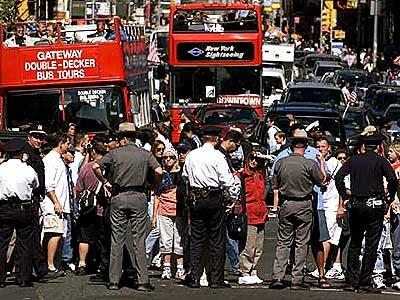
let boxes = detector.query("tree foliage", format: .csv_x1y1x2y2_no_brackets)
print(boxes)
0,0,16,23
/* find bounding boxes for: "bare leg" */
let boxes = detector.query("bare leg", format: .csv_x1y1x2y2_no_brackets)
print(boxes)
47,236,61,269
79,243,89,266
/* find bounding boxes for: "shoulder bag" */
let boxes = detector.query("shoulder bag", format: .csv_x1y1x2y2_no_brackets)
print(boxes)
227,173,247,241
77,181,102,216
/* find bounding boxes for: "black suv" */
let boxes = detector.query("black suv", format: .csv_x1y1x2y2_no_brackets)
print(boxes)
250,102,347,150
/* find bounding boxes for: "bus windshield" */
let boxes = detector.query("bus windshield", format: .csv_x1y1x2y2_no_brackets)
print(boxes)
6,86,125,132
172,67,260,103
173,9,258,33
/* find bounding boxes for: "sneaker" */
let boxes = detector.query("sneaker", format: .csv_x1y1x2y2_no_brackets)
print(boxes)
308,268,319,279
67,263,76,272
161,267,172,280
325,268,345,280
200,271,208,287
251,275,264,284
392,281,400,290
238,275,257,285
175,268,185,279
372,276,386,289
151,255,162,269
75,267,87,276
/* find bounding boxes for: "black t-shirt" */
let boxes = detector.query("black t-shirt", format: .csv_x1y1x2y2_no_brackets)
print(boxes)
23,142,46,199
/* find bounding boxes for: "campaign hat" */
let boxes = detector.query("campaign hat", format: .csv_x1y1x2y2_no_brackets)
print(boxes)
5,138,26,153
118,122,136,132
287,129,312,146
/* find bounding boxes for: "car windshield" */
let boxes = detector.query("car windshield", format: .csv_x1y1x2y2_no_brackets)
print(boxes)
173,67,260,103
372,93,400,112
287,88,345,106
263,76,283,96
202,107,258,125
343,111,365,135
275,115,342,141
337,73,377,88
6,87,125,132
304,56,341,68
316,66,341,77
386,108,400,122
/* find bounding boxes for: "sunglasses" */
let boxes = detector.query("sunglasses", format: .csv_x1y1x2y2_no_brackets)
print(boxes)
156,147,165,152
163,155,176,160
337,156,347,160
249,155,262,162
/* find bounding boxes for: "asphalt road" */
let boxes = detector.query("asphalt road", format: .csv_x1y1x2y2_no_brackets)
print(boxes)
2,219,400,300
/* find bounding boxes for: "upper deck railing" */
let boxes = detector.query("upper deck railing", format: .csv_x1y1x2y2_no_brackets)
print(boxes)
0,18,147,89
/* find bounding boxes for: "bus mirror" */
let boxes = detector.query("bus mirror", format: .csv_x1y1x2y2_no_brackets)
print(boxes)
130,92,140,115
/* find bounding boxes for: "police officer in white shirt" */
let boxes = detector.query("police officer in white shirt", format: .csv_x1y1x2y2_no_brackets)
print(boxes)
0,138,39,288
183,127,240,289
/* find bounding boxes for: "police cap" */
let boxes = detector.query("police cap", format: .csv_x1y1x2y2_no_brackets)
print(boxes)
362,133,386,145
5,138,26,153
201,126,221,137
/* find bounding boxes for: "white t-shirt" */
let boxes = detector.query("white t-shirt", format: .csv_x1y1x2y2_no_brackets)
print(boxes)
323,157,341,212
41,150,70,214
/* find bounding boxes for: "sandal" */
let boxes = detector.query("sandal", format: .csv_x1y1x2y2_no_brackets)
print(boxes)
318,277,331,289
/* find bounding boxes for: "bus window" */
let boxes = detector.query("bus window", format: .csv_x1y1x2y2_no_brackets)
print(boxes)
6,90,61,132
63,87,125,131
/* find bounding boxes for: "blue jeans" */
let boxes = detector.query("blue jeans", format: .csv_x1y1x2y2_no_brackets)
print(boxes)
372,221,389,276
62,213,74,263
226,230,239,272
392,215,400,275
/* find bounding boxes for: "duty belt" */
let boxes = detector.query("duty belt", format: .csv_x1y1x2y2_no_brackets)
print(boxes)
352,196,385,208
189,187,222,202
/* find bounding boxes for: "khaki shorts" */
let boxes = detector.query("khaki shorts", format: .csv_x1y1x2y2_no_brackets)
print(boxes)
42,214,66,235
158,215,185,255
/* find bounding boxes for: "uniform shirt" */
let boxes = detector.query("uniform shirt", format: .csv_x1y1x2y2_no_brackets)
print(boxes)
0,159,39,201
271,145,327,209
182,143,240,202
271,153,324,199
41,150,70,214
335,150,397,200
98,143,160,188
23,142,45,199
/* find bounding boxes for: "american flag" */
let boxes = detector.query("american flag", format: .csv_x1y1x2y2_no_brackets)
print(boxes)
348,89,358,103
147,36,160,64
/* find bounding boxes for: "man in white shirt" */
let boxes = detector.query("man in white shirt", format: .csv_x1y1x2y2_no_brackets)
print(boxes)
0,138,38,287
183,127,240,289
41,132,71,273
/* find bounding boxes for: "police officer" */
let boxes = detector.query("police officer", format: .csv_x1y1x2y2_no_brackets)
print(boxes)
93,122,162,291
182,128,240,288
0,138,39,288
270,129,326,290
335,133,397,293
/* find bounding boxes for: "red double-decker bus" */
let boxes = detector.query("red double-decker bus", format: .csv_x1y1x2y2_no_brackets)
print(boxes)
0,18,150,141
168,1,263,143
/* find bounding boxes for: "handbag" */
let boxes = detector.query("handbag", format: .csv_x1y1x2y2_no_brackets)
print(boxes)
77,181,102,216
227,173,247,241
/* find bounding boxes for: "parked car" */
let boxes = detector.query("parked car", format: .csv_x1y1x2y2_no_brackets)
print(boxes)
281,81,347,107
366,88,400,121
312,61,343,82
250,102,347,150
195,103,260,133
333,69,378,101
301,54,342,79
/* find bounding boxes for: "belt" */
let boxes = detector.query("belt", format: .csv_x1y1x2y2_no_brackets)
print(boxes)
118,186,146,193
282,195,312,202
189,187,222,202
190,187,221,193
352,196,385,208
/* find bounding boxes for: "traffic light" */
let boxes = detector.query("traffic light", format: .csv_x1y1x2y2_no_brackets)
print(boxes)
321,8,330,32
330,9,337,28
346,0,358,9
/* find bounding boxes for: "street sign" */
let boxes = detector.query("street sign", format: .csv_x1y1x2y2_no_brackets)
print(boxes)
334,30,346,40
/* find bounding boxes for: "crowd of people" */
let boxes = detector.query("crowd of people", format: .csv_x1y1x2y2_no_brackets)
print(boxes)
1,111,400,294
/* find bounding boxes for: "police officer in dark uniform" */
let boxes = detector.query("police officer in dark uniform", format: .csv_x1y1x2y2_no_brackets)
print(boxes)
21,126,51,280
0,139,39,287
335,133,397,293
93,122,162,291
183,128,240,288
